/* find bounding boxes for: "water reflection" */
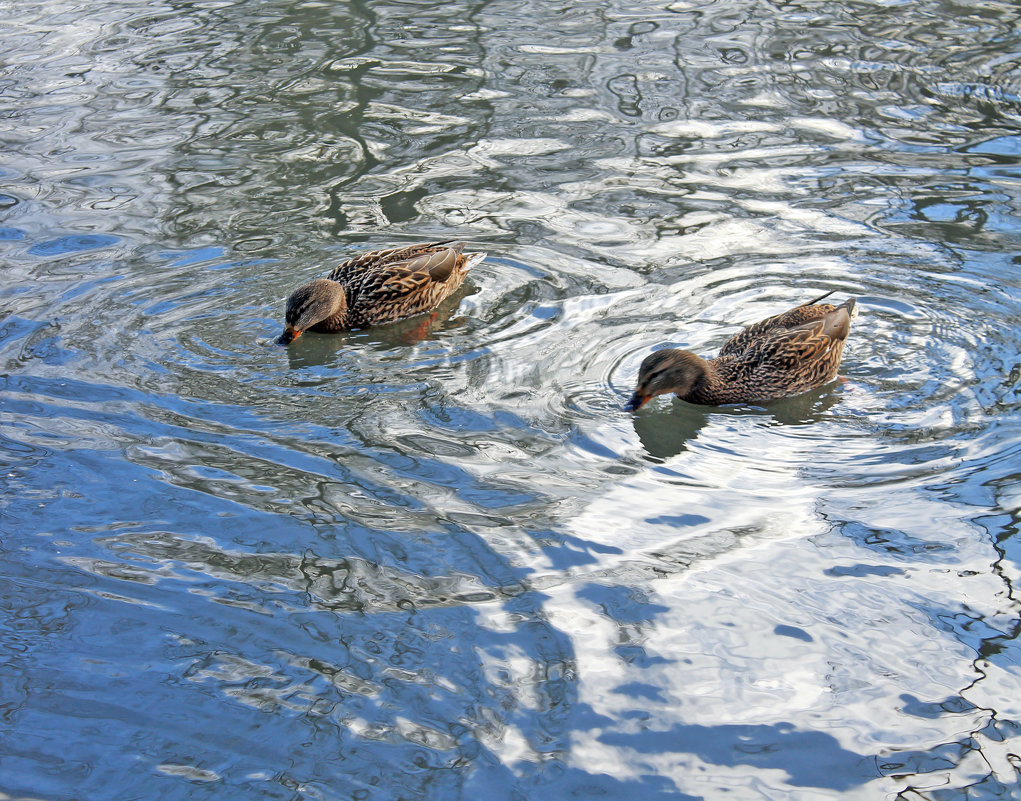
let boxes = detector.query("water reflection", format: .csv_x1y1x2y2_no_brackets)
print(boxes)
2,0,1021,798
631,384,844,460
631,401,711,460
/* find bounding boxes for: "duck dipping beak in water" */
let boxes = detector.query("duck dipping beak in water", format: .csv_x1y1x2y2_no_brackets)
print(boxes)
624,389,651,411
277,325,301,345
277,240,485,345
626,291,857,410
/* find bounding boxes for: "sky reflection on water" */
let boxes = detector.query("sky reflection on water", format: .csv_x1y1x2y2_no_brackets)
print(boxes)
2,0,1021,799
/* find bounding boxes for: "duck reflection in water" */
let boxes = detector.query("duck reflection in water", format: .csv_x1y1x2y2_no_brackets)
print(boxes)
626,291,857,411
632,383,847,460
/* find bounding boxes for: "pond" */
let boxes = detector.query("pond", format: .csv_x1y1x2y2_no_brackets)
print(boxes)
2,0,1021,798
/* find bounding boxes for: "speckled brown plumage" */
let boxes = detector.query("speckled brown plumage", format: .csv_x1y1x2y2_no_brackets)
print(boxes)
278,240,485,344
626,293,857,409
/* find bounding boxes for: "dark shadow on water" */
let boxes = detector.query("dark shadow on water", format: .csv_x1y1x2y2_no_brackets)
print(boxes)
767,382,845,425
631,401,711,461
464,758,697,800
599,721,874,792
632,383,845,460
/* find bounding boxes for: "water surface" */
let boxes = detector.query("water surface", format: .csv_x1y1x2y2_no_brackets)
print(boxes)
2,0,1021,799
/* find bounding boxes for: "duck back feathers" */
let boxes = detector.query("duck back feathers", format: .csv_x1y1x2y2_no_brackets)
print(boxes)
705,298,856,404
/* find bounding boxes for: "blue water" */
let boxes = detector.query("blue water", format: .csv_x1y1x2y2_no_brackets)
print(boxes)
2,0,1021,798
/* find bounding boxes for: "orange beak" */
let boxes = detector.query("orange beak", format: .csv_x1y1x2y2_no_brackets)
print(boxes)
277,325,302,345
625,390,650,411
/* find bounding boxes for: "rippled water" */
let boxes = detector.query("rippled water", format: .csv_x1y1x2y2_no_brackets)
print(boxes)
3,0,1021,798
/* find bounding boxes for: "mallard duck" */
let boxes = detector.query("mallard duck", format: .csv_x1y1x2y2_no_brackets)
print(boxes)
277,240,485,344
625,291,857,410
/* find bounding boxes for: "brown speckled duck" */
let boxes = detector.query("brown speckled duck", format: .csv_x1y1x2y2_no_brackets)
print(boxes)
278,240,485,344
626,291,857,410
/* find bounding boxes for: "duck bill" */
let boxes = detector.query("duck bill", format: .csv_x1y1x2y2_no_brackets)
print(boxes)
277,326,301,345
624,390,649,411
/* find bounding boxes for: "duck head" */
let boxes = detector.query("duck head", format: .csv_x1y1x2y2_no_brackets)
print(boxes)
278,279,347,345
625,349,707,411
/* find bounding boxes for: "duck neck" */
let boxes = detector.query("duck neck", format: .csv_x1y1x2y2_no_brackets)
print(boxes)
315,304,349,332
675,356,713,403
690,357,747,404
308,287,350,332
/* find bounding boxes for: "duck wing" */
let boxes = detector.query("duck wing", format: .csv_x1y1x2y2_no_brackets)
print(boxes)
360,247,464,298
343,243,476,326
326,240,461,284
719,293,842,358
